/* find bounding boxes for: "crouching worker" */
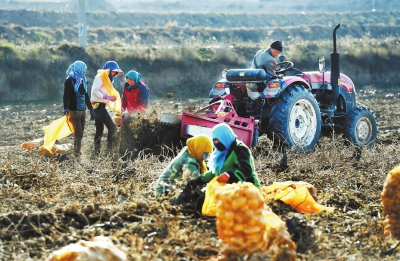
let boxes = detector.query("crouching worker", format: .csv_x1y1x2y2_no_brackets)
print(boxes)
173,123,261,211
155,134,213,199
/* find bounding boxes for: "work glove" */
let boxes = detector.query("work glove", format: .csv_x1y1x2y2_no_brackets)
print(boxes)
217,172,230,183
90,109,96,120
103,93,116,102
63,109,69,115
172,177,205,205
172,191,191,205
188,177,206,191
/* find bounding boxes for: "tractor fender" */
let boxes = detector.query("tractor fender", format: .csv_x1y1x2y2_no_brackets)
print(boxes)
262,77,311,99
338,85,357,112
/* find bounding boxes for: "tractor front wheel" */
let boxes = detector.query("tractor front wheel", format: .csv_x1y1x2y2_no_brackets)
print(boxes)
342,106,377,146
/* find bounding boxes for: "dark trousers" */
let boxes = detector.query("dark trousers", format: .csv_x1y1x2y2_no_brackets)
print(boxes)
69,110,85,156
70,110,86,139
94,103,116,145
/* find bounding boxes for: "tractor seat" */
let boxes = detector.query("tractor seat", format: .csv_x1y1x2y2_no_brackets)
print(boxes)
226,69,269,82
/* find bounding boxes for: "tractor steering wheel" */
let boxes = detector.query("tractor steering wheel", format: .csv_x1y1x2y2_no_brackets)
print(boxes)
275,61,294,74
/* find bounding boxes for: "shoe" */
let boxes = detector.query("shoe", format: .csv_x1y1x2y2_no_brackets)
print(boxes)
94,143,101,156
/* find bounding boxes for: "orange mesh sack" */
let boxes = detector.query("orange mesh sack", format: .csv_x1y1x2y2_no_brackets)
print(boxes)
38,143,73,157
21,138,44,151
215,182,268,260
262,208,297,260
215,182,297,260
381,165,400,239
47,236,127,261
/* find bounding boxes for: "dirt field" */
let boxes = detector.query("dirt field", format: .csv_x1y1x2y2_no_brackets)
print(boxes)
1,89,400,260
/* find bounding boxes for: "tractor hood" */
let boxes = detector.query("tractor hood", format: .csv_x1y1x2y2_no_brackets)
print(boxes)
303,71,355,94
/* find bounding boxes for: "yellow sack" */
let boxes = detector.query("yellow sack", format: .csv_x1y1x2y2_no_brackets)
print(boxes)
39,115,74,156
202,176,226,216
262,181,334,214
98,69,122,115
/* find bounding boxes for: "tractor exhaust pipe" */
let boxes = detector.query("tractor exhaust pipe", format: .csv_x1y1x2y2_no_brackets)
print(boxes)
327,23,341,103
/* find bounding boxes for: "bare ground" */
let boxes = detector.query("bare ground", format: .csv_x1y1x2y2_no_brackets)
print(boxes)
0,90,400,260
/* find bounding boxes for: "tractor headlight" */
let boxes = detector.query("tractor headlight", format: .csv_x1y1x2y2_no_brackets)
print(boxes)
221,69,228,79
225,84,230,94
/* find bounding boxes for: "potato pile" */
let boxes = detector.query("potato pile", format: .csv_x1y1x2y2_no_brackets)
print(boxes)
381,165,400,239
47,236,127,261
215,182,297,260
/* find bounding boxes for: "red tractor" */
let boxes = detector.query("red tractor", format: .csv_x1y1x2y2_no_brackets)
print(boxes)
162,24,378,151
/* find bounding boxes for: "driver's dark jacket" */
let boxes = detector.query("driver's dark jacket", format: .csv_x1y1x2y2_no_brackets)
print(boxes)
251,48,277,78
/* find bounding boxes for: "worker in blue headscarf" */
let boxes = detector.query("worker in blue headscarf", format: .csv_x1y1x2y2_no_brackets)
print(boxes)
173,123,260,207
63,60,96,158
203,123,260,187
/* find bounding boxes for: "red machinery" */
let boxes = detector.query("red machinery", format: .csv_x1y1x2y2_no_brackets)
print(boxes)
179,99,257,147
160,24,377,152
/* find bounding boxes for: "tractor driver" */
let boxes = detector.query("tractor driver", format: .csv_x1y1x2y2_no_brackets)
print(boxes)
251,40,283,78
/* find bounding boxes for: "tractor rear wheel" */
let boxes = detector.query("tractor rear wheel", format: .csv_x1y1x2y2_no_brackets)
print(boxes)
342,106,377,146
267,84,321,151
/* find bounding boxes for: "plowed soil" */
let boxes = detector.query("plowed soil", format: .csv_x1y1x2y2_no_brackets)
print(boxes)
1,89,400,260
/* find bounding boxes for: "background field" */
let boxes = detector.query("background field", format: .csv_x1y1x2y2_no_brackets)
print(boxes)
0,9,400,103
2,0,400,13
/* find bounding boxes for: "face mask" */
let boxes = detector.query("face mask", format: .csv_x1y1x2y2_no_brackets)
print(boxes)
202,152,210,161
214,142,226,151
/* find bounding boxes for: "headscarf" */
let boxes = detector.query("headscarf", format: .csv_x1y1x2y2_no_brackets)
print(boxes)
186,134,213,173
102,61,123,82
125,70,142,90
66,61,87,92
208,123,237,173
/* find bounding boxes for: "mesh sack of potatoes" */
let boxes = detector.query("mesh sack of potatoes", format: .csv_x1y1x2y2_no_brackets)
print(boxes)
47,236,127,261
262,208,298,260
381,165,400,239
215,182,297,261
